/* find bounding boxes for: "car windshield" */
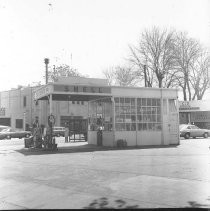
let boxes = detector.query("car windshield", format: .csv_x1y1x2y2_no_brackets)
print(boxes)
1,128,10,132
179,124,188,130
0,127,9,132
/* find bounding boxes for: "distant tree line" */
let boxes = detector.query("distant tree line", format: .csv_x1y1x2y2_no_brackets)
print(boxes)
103,27,210,101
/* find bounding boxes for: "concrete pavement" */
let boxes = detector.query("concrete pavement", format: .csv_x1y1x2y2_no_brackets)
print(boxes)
0,138,210,209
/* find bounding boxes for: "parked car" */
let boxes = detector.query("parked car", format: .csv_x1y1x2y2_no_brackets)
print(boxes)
179,124,210,139
0,125,9,132
53,127,65,137
0,128,32,140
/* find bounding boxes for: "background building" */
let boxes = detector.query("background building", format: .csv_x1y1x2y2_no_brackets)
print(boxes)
179,100,210,129
0,77,108,130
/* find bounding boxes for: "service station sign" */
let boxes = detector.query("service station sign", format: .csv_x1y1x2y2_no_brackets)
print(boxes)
34,85,53,100
179,101,200,111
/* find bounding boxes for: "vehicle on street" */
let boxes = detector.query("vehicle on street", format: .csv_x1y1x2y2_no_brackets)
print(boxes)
179,124,210,139
0,125,9,132
0,128,32,140
53,127,65,137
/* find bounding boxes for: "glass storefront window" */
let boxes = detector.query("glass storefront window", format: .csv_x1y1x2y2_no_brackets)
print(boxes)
137,98,141,106
115,98,119,104
120,98,124,105
131,123,136,131
147,98,152,106
131,98,135,106
89,100,112,131
142,98,146,106
136,98,161,131
115,97,136,131
114,97,162,131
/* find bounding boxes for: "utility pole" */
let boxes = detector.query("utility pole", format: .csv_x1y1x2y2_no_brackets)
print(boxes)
143,64,147,87
44,58,49,84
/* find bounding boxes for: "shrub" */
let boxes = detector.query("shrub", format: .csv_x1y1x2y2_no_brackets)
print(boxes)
116,139,127,148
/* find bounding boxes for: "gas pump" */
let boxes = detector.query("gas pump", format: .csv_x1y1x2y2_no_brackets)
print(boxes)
97,116,103,146
47,114,57,150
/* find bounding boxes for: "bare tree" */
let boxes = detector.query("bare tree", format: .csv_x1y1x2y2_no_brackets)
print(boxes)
114,66,139,86
103,65,139,86
129,27,176,88
173,32,201,100
128,46,154,87
102,67,116,85
190,51,210,100
48,64,85,82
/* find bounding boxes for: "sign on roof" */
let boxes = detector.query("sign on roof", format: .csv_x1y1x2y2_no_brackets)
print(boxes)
34,85,53,100
179,101,200,111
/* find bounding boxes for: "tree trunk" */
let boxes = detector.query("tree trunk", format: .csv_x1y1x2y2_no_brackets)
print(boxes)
187,80,191,101
183,84,187,101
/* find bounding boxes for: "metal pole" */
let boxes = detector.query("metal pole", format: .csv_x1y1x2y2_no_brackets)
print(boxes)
49,94,53,147
49,94,53,115
23,112,26,131
44,58,49,85
112,97,115,147
143,65,147,87
160,88,164,145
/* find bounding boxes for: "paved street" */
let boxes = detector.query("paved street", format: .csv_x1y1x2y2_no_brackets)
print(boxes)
0,137,210,209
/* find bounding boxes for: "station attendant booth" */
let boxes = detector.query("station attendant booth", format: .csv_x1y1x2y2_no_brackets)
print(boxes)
34,80,180,147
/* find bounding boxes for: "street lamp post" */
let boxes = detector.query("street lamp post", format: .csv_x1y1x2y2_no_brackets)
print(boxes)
23,112,26,131
44,58,49,84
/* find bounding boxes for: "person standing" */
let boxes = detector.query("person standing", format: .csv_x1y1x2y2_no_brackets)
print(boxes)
64,124,69,143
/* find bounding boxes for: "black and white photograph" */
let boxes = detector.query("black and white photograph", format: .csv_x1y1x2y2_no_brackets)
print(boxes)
0,0,210,209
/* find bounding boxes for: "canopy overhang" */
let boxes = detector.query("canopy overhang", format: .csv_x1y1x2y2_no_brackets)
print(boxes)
33,83,112,102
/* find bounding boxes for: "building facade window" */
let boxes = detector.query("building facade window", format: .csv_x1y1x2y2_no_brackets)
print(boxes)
136,98,161,131
114,97,161,131
74,86,78,92
115,97,136,131
89,100,112,131
16,119,23,129
83,87,87,92
23,96,27,107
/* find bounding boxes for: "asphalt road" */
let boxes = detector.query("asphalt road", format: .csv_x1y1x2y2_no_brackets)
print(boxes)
0,137,210,209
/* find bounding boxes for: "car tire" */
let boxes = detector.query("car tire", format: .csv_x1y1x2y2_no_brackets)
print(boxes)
6,135,11,140
203,133,208,138
184,133,190,139
193,137,196,139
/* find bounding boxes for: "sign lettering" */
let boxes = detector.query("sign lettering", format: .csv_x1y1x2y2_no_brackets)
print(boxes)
34,86,52,100
0,107,5,116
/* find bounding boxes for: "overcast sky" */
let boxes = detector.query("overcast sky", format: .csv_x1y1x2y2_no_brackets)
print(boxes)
0,0,210,94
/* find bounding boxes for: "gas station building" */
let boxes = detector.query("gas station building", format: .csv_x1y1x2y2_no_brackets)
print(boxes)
34,77,180,147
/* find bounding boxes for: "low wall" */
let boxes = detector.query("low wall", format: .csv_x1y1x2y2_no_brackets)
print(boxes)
87,131,97,145
115,131,136,146
137,131,162,146
102,131,114,146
